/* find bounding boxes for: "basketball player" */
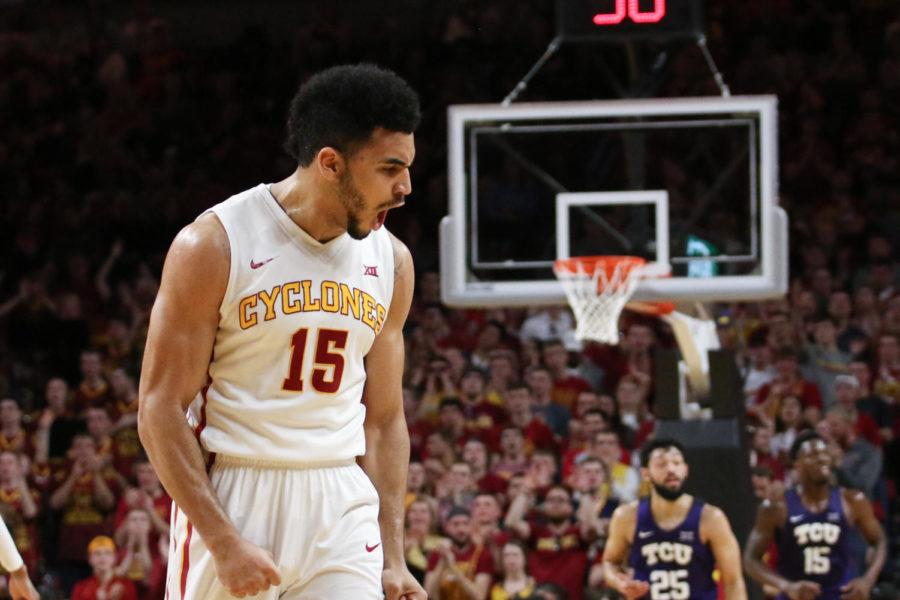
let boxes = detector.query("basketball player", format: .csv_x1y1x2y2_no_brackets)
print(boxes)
743,431,885,600
602,439,747,599
138,64,425,599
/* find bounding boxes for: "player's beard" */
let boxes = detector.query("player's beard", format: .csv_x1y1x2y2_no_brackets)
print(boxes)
338,170,368,240
652,479,685,501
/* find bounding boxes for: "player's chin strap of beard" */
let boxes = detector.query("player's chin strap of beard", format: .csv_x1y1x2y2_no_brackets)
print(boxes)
653,481,685,502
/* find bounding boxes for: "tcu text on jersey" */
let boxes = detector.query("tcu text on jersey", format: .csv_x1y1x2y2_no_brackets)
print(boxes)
641,541,693,566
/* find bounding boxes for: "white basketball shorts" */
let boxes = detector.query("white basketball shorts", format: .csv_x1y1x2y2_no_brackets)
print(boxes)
166,456,384,599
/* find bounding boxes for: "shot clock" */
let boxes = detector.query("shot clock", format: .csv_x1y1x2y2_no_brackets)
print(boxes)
557,0,704,41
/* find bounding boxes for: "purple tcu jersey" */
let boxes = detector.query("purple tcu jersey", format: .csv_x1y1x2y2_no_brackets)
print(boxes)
628,498,717,600
774,488,856,600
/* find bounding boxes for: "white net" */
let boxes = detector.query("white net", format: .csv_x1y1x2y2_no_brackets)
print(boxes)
553,257,647,345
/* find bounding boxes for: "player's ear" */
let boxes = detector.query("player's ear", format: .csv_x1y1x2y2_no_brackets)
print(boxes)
640,466,649,481
315,147,345,182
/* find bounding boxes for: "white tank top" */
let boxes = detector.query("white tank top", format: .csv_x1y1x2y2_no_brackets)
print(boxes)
186,183,395,464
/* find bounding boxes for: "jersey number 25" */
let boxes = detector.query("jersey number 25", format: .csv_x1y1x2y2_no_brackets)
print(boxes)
649,569,689,600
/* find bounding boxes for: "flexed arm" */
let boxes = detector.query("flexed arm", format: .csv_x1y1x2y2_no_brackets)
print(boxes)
138,214,280,598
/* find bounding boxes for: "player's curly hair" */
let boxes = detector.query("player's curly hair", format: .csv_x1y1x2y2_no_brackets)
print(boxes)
639,438,686,467
284,64,421,166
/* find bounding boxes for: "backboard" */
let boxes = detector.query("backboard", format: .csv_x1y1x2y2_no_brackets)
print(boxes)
439,95,788,307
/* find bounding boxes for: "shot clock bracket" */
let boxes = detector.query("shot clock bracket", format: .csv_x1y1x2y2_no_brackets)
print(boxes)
502,0,727,106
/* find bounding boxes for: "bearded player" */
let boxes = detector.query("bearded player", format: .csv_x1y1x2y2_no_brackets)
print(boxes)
139,65,425,599
603,439,747,599
743,431,885,600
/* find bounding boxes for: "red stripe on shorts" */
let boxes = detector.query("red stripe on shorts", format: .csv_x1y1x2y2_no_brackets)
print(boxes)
180,521,193,598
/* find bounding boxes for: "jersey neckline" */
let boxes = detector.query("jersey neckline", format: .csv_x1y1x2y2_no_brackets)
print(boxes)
259,183,351,254
644,495,699,533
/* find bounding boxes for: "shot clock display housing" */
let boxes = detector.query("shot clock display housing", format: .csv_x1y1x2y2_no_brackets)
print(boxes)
558,0,704,42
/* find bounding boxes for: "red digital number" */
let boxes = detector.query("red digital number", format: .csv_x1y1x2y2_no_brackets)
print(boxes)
593,0,626,24
593,0,666,26
282,327,348,393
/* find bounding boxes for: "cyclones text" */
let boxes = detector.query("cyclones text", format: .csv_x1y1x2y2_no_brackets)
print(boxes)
239,280,387,334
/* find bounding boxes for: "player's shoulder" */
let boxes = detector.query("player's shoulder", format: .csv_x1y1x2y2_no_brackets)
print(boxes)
385,229,412,272
839,487,871,514
607,500,640,543
611,499,640,522
839,487,867,504
700,502,728,524
162,212,230,286
699,502,736,538
754,489,788,526
170,212,229,260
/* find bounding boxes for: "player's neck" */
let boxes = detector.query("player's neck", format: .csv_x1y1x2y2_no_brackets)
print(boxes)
271,170,347,243
798,480,831,505
650,491,692,520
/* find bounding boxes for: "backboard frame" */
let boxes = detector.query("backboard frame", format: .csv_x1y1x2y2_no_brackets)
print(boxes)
440,95,788,307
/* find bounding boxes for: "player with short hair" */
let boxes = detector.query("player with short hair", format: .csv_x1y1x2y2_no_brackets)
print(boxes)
138,64,425,599
743,430,886,600
602,438,747,600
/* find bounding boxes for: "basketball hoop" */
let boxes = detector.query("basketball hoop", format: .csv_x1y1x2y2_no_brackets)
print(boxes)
553,255,672,344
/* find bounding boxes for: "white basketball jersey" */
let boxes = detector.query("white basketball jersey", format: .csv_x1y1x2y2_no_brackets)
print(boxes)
186,184,394,464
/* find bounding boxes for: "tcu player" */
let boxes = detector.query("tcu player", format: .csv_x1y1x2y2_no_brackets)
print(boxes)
139,65,425,599
603,439,747,599
744,431,885,600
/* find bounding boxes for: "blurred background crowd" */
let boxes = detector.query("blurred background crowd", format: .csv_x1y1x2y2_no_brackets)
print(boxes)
0,0,898,598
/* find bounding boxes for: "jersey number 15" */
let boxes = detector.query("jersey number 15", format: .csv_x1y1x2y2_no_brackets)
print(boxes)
804,546,831,575
282,328,348,393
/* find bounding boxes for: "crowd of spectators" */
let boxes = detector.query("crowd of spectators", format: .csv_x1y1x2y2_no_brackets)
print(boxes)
0,0,899,598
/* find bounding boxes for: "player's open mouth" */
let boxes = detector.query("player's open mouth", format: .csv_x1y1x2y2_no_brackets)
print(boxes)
374,202,404,230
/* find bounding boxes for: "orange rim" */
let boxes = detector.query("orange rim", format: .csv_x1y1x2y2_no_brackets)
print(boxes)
553,255,646,279
554,255,675,316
